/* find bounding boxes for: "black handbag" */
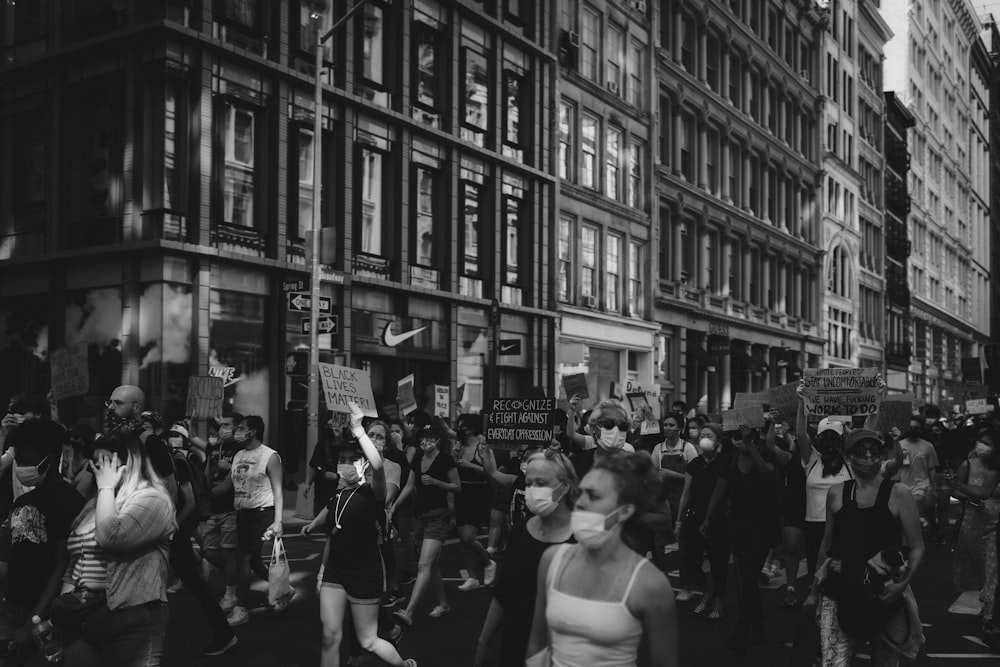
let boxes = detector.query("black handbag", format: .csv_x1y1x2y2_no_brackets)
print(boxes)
49,588,106,635
828,562,902,641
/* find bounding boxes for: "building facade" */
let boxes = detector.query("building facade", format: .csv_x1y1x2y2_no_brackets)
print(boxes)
0,2,559,450
818,0,892,371
653,0,827,413
881,0,990,406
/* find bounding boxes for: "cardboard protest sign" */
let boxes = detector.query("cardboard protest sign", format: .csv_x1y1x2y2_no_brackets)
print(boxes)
733,392,764,408
875,393,915,432
50,343,89,401
766,382,800,424
966,398,989,415
627,392,660,435
562,373,590,400
485,398,556,450
185,376,224,419
721,405,766,431
317,363,377,417
802,368,879,417
434,385,449,418
397,375,417,416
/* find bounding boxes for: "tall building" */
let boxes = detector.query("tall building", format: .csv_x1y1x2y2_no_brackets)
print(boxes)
0,2,558,445
883,91,916,391
817,0,892,371
881,0,991,405
552,1,659,404
653,1,827,413
986,17,1000,389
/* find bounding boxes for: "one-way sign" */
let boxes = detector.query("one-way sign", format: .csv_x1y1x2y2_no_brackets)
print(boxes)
287,292,332,314
301,316,338,335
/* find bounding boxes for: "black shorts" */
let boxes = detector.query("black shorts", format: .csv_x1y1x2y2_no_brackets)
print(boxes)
236,506,274,554
322,556,387,604
454,483,490,528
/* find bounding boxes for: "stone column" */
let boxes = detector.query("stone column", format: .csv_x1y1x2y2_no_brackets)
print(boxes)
743,243,752,302
721,237,732,298
674,111,683,176
699,123,709,189
778,259,787,313
762,253,771,309
742,152,752,210
674,221,684,282
721,137,732,202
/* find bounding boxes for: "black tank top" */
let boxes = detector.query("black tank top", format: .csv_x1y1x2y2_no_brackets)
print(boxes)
829,478,899,562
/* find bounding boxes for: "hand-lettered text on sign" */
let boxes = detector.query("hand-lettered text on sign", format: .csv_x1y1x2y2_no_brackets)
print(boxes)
317,363,378,418
186,376,224,420
485,398,556,451
802,368,880,417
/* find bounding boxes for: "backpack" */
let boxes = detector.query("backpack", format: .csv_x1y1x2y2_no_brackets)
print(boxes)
174,451,212,521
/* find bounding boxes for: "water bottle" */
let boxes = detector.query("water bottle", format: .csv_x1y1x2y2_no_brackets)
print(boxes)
30,615,63,663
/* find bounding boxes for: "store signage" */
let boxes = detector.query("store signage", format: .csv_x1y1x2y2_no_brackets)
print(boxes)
382,322,426,347
208,366,241,388
301,316,338,335
287,292,332,314
498,339,522,355
282,277,309,292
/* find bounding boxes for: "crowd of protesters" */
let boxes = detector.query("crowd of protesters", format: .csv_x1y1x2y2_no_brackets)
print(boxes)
2,377,1000,667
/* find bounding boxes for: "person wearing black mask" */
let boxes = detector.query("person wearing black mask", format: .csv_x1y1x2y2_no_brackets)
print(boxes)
103,386,175,493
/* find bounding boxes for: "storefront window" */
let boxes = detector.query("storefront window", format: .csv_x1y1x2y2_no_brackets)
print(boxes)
209,266,269,418
65,286,123,404
556,345,620,409
0,295,49,404
139,283,193,424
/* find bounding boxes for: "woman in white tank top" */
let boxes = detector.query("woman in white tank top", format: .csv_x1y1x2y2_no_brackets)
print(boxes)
526,450,679,667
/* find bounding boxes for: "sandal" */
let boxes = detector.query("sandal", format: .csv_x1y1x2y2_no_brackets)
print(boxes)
428,604,451,618
694,596,712,615
708,600,725,620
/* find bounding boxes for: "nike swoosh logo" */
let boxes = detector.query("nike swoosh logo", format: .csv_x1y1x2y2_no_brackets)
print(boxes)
500,343,518,353
382,323,427,347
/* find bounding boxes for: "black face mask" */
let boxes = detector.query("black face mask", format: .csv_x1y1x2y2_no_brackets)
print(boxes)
104,407,141,435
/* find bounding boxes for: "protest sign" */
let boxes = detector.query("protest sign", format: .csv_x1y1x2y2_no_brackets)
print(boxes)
485,398,556,450
562,373,590,400
397,374,417,416
766,382,800,424
733,392,763,408
185,376,224,419
802,368,879,417
966,398,989,415
380,404,399,421
627,392,660,435
50,343,89,402
317,363,377,417
721,405,766,431
434,385,449,418
875,393,915,432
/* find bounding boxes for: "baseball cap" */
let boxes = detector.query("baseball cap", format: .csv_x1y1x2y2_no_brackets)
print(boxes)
168,424,189,440
844,429,883,451
817,417,845,436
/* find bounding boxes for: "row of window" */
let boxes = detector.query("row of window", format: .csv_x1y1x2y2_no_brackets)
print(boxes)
560,3,646,108
557,216,644,318
558,101,643,208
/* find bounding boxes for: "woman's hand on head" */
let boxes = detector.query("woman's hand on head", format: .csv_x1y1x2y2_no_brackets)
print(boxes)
90,452,126,490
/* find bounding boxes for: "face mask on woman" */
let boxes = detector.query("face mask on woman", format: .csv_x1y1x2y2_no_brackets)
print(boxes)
337,462,360,487
698,437,717,454
525,483,564,518
975,442,993,459
14,455,49,488
596,427,627,451
571,506,625,549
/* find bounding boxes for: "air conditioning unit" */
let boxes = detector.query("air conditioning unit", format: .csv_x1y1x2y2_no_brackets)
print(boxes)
800,69,810,83
582,295,597,308
607,80,619,94
631,0,647,12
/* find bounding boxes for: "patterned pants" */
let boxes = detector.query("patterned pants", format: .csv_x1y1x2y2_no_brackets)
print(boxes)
818,595,899,667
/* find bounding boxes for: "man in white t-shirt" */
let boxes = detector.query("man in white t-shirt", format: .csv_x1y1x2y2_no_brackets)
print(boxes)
896,417,939,525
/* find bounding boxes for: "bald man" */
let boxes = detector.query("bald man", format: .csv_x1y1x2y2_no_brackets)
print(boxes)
104,384,177,488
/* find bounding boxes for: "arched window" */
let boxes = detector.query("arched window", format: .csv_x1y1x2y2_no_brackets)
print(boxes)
827,244,852,298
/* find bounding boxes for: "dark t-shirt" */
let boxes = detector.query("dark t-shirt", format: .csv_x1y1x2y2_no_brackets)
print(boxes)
501,458,527,523
143,433,175,481
324,484,382,573
309,439,341,509
722,449,780,541
0,481,85,608
683,452,728,523
493,521,573,667
410,452,456,516
207,438,240,513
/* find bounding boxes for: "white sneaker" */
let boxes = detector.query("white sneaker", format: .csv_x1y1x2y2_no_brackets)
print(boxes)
457,577,481,592
483,560,498,587
219,593,238,612
226,605,249,627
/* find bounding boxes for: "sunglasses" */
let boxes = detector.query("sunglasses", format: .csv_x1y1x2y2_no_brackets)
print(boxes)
593,418,629,431
848,446,885,460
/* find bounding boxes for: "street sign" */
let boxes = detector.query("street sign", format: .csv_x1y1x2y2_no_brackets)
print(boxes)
282,277,309,292
301,316,338,335
287,292,332,314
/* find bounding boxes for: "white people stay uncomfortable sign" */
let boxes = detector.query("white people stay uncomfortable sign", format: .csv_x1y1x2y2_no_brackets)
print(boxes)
802,367,880,417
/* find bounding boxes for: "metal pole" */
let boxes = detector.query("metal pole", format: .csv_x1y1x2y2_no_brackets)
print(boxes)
306,26,324,474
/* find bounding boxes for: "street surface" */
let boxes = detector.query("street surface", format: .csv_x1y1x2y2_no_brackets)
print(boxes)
162,503,1000,666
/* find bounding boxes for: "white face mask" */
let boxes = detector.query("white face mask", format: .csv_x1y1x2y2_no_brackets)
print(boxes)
596,427,627,451
525,483,563,518
975,443,993,459
699,437,717,453
571,507,623,549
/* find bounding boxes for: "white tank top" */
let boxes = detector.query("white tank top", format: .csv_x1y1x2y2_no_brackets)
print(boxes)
545,544,645,667
231,444,278,510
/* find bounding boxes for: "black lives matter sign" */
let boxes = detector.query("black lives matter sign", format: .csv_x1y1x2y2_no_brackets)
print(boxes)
485,398,556,451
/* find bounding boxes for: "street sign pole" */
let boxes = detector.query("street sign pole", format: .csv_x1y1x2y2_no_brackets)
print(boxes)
306,1,371,472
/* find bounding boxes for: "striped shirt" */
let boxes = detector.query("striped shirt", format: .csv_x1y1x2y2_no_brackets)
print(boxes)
65,510,108,591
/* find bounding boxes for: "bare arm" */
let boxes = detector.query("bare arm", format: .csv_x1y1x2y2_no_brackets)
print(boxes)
796,382,813,466
266,453,284,537
888,484,924,592
635,570,678,667
176,481,195,526
473,599,506,667
33,539,69,618
674,473,694,538
482,447,517,486
950,469,1000,501
392,470,416,512
525,547,556,660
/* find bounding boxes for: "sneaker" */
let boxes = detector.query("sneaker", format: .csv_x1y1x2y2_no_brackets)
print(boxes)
674,589,696,602
202,633,238,656
226,605,249,627
403,660,419,667
393,609,414,628
458,577,481,592
694,596,712,615
483,560,498,586
167,579,184,594
219,593,238,612
783,587,799,608
428,604,451,618
382,593,406,608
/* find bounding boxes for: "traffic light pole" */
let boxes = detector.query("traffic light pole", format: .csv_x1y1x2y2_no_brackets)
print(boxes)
306,0,371,471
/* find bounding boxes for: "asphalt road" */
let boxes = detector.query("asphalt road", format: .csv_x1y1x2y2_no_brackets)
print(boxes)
161,514,1000,666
